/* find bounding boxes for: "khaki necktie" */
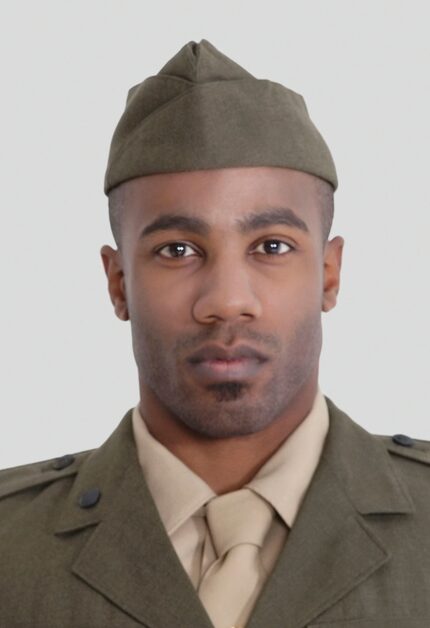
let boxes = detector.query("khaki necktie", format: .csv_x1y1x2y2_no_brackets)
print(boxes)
198,488,275,628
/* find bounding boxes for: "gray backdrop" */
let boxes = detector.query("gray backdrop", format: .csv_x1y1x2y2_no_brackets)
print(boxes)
1,0,429,467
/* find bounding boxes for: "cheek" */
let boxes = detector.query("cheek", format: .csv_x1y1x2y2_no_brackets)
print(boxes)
127,266,195,327
270,293,320,332
264,259,323,315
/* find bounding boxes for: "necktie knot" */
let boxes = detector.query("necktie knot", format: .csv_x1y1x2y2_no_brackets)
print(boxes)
205,487,274,558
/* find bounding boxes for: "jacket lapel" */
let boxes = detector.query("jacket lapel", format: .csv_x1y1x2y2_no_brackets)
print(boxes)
247,396,415,628
53,398,415,628
53,410,213,628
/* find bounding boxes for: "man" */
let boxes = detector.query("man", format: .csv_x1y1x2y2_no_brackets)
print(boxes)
1,39,429,628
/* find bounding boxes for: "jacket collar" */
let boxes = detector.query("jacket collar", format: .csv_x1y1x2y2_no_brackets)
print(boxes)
53,398,414,628
54,408,214,627
247,397,414,628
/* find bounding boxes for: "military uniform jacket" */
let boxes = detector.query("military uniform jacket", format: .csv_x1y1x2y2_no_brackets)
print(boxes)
1,397,430,628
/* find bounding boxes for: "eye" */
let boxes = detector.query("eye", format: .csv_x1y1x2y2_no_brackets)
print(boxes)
156,242,197,259
253,239,293,255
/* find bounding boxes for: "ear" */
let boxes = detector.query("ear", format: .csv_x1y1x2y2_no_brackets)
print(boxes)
100,245,129,321
322,236,344,313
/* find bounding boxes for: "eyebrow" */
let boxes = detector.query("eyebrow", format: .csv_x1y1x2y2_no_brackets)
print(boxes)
139,207,309,240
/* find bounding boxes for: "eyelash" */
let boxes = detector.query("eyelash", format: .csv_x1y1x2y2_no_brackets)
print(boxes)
155,239,294,260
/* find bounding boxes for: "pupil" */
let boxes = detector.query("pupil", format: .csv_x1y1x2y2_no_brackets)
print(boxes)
266,240,278,254
171,244,185,257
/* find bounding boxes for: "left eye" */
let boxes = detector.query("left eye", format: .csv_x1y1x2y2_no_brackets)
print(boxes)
254,240,292,255
156,239,292,259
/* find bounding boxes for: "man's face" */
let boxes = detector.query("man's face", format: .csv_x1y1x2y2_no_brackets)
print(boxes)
101,167,343,438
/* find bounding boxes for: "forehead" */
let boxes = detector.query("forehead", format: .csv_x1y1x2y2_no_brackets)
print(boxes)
121,166,322,233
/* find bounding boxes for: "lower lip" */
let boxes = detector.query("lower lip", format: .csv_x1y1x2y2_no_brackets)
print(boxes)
188,358,267,382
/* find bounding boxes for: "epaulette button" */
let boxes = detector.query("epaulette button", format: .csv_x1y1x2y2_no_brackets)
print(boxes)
52,454,75,470
392,434,414,447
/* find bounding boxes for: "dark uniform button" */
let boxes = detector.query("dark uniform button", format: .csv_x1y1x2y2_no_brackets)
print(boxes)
52,454,75,470
78,488,101,509
392,433,414,447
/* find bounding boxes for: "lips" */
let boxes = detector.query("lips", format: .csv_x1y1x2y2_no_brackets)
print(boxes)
189,358,266,383
187,343,268,364
187,344,269,384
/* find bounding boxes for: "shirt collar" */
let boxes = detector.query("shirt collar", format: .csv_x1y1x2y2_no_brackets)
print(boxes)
132,407,215,535
246,389,329,528
132,388,329,534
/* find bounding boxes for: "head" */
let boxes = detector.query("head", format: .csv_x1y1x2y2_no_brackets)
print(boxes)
101,165,343,438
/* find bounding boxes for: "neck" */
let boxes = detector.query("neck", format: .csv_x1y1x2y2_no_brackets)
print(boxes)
138,377,318,495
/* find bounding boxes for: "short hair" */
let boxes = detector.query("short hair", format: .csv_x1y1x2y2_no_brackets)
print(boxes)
313,175,335,242
108,173,334,249
108,183,125,249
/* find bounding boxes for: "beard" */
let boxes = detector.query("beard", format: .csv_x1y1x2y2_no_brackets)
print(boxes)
130,311,322,439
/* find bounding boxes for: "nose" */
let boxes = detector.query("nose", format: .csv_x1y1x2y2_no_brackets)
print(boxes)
192,254,262,324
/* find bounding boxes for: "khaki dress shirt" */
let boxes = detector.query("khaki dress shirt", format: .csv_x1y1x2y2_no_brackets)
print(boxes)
132,389,329,623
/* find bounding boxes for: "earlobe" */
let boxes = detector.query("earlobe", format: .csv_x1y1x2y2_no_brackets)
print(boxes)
100,245,129,321
322,236,344,313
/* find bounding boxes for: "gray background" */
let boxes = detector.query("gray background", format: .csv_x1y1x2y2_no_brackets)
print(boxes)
1,0,429,467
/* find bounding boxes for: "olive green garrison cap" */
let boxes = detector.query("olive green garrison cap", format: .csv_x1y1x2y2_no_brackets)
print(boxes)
104,39,337,195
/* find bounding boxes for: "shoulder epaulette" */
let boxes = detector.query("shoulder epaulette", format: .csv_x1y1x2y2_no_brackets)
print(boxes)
375,433,430,465
0,449,94,500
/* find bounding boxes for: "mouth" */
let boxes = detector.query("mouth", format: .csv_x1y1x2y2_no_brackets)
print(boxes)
187,343,269,364
187,357,268,383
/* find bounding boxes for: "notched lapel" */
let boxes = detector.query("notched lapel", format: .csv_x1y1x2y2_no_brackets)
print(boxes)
54,411,213,628
248,458,390,628
247,398,415,628
71,464,212,628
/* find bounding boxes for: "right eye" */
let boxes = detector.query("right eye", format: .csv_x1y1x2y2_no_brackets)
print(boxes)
155,242,198,259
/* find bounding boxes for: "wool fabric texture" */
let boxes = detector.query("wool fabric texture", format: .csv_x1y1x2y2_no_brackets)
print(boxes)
104,39,337,194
